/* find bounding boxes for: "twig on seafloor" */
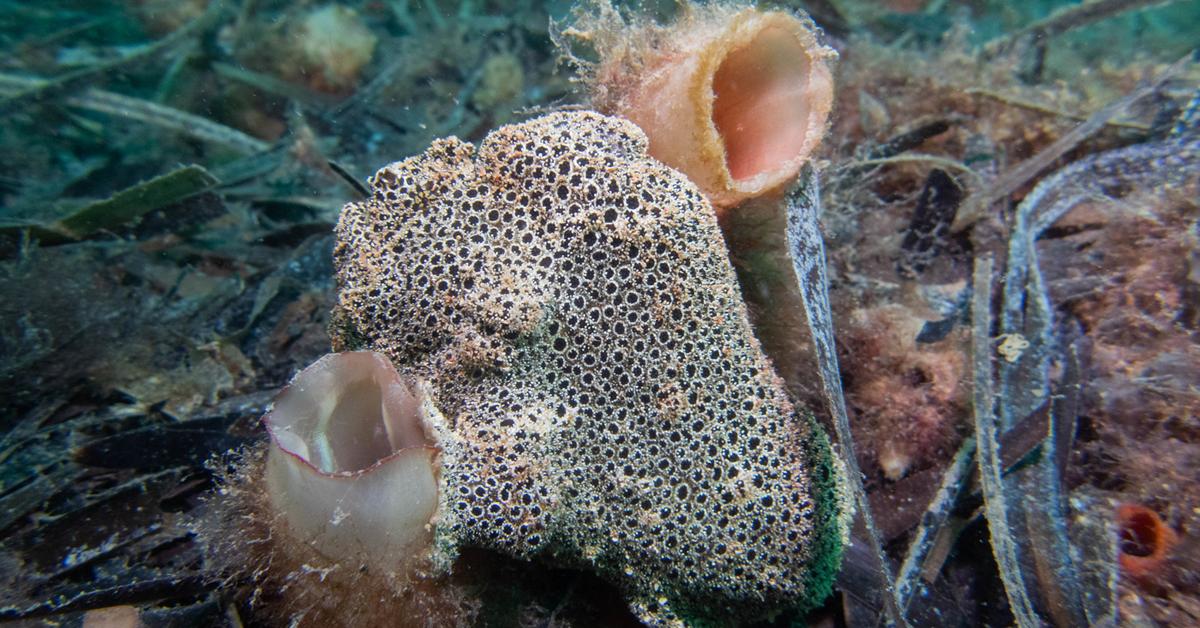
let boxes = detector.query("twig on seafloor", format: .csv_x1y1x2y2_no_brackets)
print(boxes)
965,88,1151,131
329,55,411,119
894,439,974,613
0,0,223,116
841,154,984,187
4,16,113,56
983,0,1181,58
211,62,341,110
0,73,269,155
326,161,370,199
999,98,1200,370
865,120,953,160
953,51,1195,231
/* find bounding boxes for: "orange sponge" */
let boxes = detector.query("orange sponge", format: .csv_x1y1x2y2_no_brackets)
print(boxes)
1116,503,1177,580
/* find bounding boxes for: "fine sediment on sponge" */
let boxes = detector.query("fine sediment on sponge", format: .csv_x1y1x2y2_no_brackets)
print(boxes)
332,111,845,624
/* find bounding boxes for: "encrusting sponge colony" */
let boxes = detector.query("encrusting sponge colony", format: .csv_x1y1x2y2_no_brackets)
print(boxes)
259,111,846,625
211,7,847,620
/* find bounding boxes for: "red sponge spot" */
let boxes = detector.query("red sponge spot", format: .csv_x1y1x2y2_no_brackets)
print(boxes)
1117,503,1177,580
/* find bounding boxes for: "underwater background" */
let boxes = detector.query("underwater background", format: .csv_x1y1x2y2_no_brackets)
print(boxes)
1,0,1199,626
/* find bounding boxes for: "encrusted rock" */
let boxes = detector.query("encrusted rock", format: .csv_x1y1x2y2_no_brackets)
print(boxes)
331,111,845,624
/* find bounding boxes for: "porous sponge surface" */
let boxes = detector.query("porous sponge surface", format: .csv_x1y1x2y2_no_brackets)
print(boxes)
332,111,842,622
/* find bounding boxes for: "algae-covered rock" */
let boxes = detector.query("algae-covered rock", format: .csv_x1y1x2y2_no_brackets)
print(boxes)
331,111,846,625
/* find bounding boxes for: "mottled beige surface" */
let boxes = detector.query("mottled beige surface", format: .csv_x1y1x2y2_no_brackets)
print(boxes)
331,111,844,625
